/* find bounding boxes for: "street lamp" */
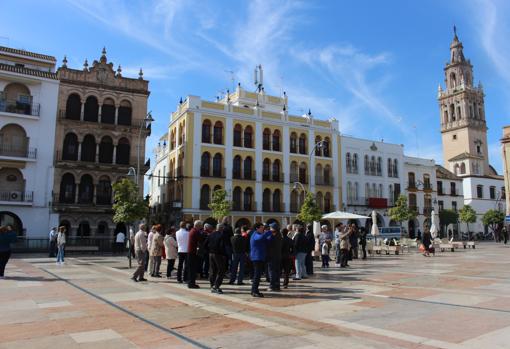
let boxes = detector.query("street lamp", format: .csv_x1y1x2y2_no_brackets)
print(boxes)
308,139,327,193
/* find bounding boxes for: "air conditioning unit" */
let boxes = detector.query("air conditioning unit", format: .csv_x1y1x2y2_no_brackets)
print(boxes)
10,191,22,201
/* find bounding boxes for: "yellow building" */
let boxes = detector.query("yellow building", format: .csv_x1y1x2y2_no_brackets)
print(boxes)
150,80,341,228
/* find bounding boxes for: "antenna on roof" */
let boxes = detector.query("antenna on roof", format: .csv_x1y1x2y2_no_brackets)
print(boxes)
254,64,264,92
225,69,236,94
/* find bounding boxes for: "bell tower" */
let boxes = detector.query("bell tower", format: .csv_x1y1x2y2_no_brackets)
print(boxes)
438,26,490,177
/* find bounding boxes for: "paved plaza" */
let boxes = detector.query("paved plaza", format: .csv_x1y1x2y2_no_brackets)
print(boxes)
1,244,510,348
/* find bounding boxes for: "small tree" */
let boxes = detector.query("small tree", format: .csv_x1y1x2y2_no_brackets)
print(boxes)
459,205,477,239
439,209,459,238
388,195,416,236
208,188,231,221
482,209,505,239
297,192,322,225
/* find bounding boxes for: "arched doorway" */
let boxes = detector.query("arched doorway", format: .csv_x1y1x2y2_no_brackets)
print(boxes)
408,218,419,238
77,221,91,237
0,211,23,236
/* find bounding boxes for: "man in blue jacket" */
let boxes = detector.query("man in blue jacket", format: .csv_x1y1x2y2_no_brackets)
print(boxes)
250,222,273,297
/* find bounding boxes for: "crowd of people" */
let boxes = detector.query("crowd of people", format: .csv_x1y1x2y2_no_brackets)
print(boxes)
130,218,368,298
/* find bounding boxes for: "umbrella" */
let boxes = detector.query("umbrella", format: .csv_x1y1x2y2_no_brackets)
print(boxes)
430,210,439,239
322,211,370,220
371,210,380,237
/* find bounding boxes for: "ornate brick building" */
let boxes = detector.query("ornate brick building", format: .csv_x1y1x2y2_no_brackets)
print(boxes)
53,48,150,237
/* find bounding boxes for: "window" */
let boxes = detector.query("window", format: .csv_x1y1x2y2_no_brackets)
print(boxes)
477,185,483,199
243,187,253,211
353,154,358,174
408,172,416,189
299,134,307,154
65,94,81,120
437,181,443,195
490,186,496,200
323,138,330,157
290,132,297,153
452,201,457,211
324,165,331,185
212,153,222,177
272,130,280,151
200,185,210,209
201,120,211,143
299,162,307,184
290,161,298,182
460,163,466,174
200,152,210,176
450,182,456,196
233,124,242,147
346,153,352,173
438,200,444,212
118,100,132,125
272,189,281,212
263,189,271,211
78,174,94,204
272,160,281,182
262,158,271,181
116,138,130,165
84,96,99,122
263,128,271,150
453,134,457,140
62,133,78,160
364,155,369,175
387,158,393,177
502,187,506,200
393,159,398,177
232,187,242,210
476,145,481,155
376,157,382,176
98,136,113,163
315,136,322,156
244,126,253,148
81,135,96,162
233,155,242,179
101,98,115,124
213,121,223,145
423,174,431,190
244,157,253,179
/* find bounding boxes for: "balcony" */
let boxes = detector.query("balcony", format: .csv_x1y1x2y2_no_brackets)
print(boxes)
52,193,112,207
262,172,284,182
231,201,257,212
315,175,334,186
423,183,433,192
0,144,37,160
200,166,225,178
232,170,256,181
290,173,308,184
0,99,40,117
407,182,417,191
0,191,33,203
347,197,393,208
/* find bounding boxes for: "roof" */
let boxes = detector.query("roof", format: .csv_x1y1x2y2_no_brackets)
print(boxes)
448,152,483,162
435,165,462,180
0,63,58,80
0,46,56,62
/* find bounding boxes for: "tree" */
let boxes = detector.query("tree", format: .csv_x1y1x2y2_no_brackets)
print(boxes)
297,192,322,225
459,205,477,238
388,195,417,234
112,179,148,225
208,188,231,221
439,209,459,238
482,209,505,239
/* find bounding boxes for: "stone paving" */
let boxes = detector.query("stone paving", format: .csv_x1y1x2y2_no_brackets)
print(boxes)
1,243,510,348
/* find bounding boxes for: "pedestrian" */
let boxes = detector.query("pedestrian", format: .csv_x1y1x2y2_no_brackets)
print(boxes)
199,224,213,278
359,227,367,260
334,223,344,266
48,227,57,257
222,217,234,273
205,223,227,294
164,228,178,279
266,223,283,292
250,222,273,297
281,228,294,288
115,230,126,255
146,226,155,272
422,230,432,257
417,229,422,241
150,225,164,277
131,224,148,282
349,223,359,259
321,241,330,268
187,220,203,289
176,221,189,283
293,226,307,280
56,226,66,265
229,227,248,285
305,224,315,275
339,225,352,267
503,226,508,244
0,226,17,279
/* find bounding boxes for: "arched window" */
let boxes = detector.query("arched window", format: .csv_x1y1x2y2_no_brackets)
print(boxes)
263,128,271,150
454,164,460,175
379,184,383,198
324,192,332,212
377,157,382,176
408,193,417,209
59,173,75,203
444,109,449,124
450,72,456,88
101,98,115,124
170,130,176,150
84,96,99,122
449,104,455,121
324,165,331,185
78,174,94,204
213,153,222,177
272,159,281,182
233,155,242,179
273,189,281,212
96,176,112,205
244,125,253,148
347,182,352,202
299,162,307,184
0,123,28,157
290,161,298,182
353,154,358,173
65,94,81,120
233,124,242,147
389,184,394,203
213,121,223,145
370,156,376,175
315,136,322,156
62,133,78,160
118,100,132,126
263,188,271,211
346,153,352,173
272,130,280,151
244,156,253,179
244,187,253,211
315,164,323,185
202,119,211,143
262,158,271,181
116,138,130,165
290,189,299,212
200,185,210,209
408,172,416,188
97,221,108,235
232,187,242,210
460,162,466,174
290,132,297,153
423,174,431,190
316,192,323,211
299,133,307,154
200,152,210,177
323,137,330,157
81,135,96,162
354,182,359,200
393,159,398,177
99,136,113,163
77,221,91,237
364,155,369,175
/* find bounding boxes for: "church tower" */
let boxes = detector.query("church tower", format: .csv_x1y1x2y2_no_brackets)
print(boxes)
438,27,490,177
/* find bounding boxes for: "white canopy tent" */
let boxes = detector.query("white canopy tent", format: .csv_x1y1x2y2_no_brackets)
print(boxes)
321,211,370,220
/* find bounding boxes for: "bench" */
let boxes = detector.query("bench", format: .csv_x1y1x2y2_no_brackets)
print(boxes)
65,246,100,253
466,241,476,249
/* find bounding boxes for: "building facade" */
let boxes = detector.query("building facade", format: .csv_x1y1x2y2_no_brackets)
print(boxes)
438,29,505,234
150,79,341,228
0,46,60,237
52,48,150,237
435,164,464,236
341,136,405,229
502,126,510,216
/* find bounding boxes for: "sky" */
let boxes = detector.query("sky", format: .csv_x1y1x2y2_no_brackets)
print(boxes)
1,0,509,173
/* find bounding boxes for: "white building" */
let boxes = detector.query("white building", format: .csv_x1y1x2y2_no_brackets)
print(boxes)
0,46,59,237
435,165,464,236
341,136,405,229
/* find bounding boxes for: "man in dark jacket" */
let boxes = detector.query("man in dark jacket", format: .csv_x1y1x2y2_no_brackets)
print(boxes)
229,227,248,285
187,220,203,289
266,223,283,291
359,227,367,260
250,223,273,297
281,228,294,288
222,217,234,272
293,227,308,280
305,224,315,275
205,224,227,293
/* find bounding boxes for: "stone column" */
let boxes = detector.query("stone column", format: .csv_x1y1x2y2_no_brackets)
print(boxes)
114,106,119,125
77,142,82,160
112,145,117,164
80,103,85,121
95,143,100,163
75,183,80,203
98,104,102,123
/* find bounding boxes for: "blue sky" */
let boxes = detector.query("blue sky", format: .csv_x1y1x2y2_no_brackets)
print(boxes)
1,0,509,173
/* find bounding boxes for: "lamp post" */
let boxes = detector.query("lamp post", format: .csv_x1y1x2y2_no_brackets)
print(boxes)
308,140,327,193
